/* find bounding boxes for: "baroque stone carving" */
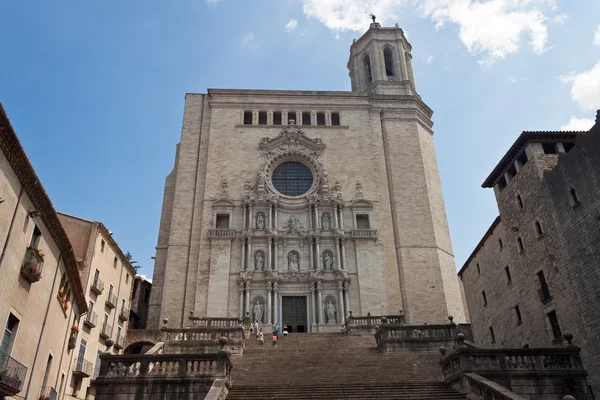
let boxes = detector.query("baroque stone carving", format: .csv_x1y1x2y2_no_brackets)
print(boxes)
217,178,231,200
254,251,265,271
355,181,364,199
282,215,305,236
323,251,334,270
322,213,331,230
253,301,264,323
326,301,337,323
256,212,266,230
288,251,300,271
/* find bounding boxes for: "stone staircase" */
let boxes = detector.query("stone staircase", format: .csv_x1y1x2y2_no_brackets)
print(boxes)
227,333,466,399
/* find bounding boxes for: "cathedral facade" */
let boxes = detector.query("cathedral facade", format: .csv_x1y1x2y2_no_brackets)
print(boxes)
148,22,466,331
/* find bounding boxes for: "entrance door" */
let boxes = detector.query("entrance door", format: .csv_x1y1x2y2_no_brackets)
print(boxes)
282,296,308,333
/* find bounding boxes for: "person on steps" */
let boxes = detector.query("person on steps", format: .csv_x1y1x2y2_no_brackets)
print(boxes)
274,323,280,339
272,332,278,348
283,323,288,338
257,328,264,349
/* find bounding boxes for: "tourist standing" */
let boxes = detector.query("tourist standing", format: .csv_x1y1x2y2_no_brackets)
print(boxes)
272,332,278,348
283,323,288,338
274,323,280,339
257,329,264,349
250,321,255,335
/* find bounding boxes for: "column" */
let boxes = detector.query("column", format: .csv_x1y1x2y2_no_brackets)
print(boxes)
246,237,252,270
283,241,288,270
333,205,339,229
241,238,246,270
243,205,248,229
273,283,279,324
335,237,341,270
341,238,347,270
267,282,272,325
311,285,317,325
248,204,253,229
315,205,320,229
339,206,344,230
315,238,321,268
267,237,272,270
308,206,313,229
274,206,278,230
309,238,314,269
338,282,345,323
269,204,273,228
317,282,324,324
245,285,251,318
274,239,278,270
239,283,245,318
343,282,350,317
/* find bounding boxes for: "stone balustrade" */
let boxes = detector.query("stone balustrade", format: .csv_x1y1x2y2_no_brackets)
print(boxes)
94,352,232,400
207,229,236,239
188,316,245,328
345,313,405,335
162,327,246,355
350,229,378,239
440,337,593,400
461,373,526,400
375,322,472,352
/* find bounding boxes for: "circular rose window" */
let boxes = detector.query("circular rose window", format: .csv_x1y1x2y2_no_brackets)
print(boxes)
271,162,314,197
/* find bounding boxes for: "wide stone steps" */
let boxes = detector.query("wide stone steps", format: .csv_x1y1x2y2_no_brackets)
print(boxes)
227,333,464,399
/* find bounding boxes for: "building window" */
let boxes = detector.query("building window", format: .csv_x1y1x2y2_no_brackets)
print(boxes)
215,214,230,229
30,226,42,248
498,238,503,250
535,220,543,236
76,339,87,373
482,290,488,307
331,112,340,126
258,111,267,125
547,310,562,340
563,142,575,152
542,143,557,154
273,111,282,125
1,314,20,360
125,274,129,284
514,305,522,324
537,271,551,302
497,176,507,191
363,55,372,84
302,111,311,126
489,326,496,344
517,237,524,253
507,164,517,179
569,187,580,206
271,162,314,197
287,111,296,124
476,263,481,275
516,193,524,209
504,266,512,284
100,240,105,253
355,214,370,230
243,111,253,125
316,112,326,126
113,257,117,269
109,284,114,298
143,288,150,304
383,47,394,77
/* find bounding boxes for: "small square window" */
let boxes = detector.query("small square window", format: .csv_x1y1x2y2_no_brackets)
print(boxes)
355,214,370,230
243,111,253,125
215,214,230,229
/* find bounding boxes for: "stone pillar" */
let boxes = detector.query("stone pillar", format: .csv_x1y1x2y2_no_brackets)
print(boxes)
248,204,253,229
243,205,248,229
343,282,350,318
273,283,279,324
267,282,272,325
311,285,317,325
284,241,288,270
274,238,278,270
309,238,314,269
267,237,272,270
245,285,251,319
333,205,339,229
341,238,347,270
317,282,324,324
241,238,246,270
315,205,320,229
339,206,344,230
269,204,273,228
274,206,278,229
338,282,345,323
315,237,320,268
239,283,245,318
246,237,252,270
335,237,341,270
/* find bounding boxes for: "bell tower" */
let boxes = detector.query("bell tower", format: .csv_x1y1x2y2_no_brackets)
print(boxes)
347,21,416,95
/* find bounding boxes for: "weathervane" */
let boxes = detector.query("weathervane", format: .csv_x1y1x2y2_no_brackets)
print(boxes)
368,12,376,23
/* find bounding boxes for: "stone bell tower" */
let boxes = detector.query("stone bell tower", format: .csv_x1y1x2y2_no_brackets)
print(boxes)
347,21,416,95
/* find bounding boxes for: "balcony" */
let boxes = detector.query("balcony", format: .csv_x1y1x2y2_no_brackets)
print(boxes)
73,359,93,378
114,335,124,350
119,307,129,321
0,355,27,397
105,292,117,309
39,386,57,400
208,229,236,239
90,277,104,295
83,311,98,328
100,322,113,339
351,229,378,239
20,246,44,283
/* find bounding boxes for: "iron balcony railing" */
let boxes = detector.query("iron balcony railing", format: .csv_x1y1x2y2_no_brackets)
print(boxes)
20,246,44,283
105,292,117,309
39,386,57,400
119,307,129,321
100,322,113,339
91,276,104,295
114,335,125,349
73,359,93,377
83,311,98,328
0,354,27,396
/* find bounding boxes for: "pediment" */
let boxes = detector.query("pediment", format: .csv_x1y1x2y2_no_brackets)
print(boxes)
213,198,235,208
259,125,325,153
351,199,373,208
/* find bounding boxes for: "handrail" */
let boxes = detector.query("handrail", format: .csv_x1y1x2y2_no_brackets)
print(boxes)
463,373,526,400
0,355,27,394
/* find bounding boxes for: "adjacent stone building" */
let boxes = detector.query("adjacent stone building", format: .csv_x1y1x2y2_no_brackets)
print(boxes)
0,104,88,400
57,213,136,399
129,275,152,330
459,112,600,393
148,22,467,332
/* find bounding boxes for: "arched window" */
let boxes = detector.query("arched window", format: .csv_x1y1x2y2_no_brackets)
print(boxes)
363,55,372,84
383,47,394,77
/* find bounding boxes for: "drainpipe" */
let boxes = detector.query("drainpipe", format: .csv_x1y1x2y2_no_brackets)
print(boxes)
24,253,61,399
0,185,24,270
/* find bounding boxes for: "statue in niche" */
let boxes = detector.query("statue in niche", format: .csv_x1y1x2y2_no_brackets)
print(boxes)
257,170,267,186
256,213,265,230
255,252,264,270
326,301,336,323
322,213,331,230
289,252,299,271
323,252,333,270
253,301,264,323
321,171,329,186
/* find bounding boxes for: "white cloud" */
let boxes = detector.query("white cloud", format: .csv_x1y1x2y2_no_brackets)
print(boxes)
552,14,568,25
426,55,433,64
240,32,258,52
285,19,299,32
137,274,153,283
560,61,600,110
560,116,595,131
302,0,558,64
205,0,222,4
594,25,600,46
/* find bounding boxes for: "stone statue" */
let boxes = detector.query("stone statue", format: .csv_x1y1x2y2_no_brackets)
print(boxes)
323,253,333,270
322,213,330,230
255,252,264,270
321,171,329,186
257,170,267,186
253,301,264,323
256,213,265,230
289,252,299,271
326,301,336,323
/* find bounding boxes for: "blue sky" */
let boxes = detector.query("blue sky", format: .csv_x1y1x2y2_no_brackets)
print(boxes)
1,0,599,281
